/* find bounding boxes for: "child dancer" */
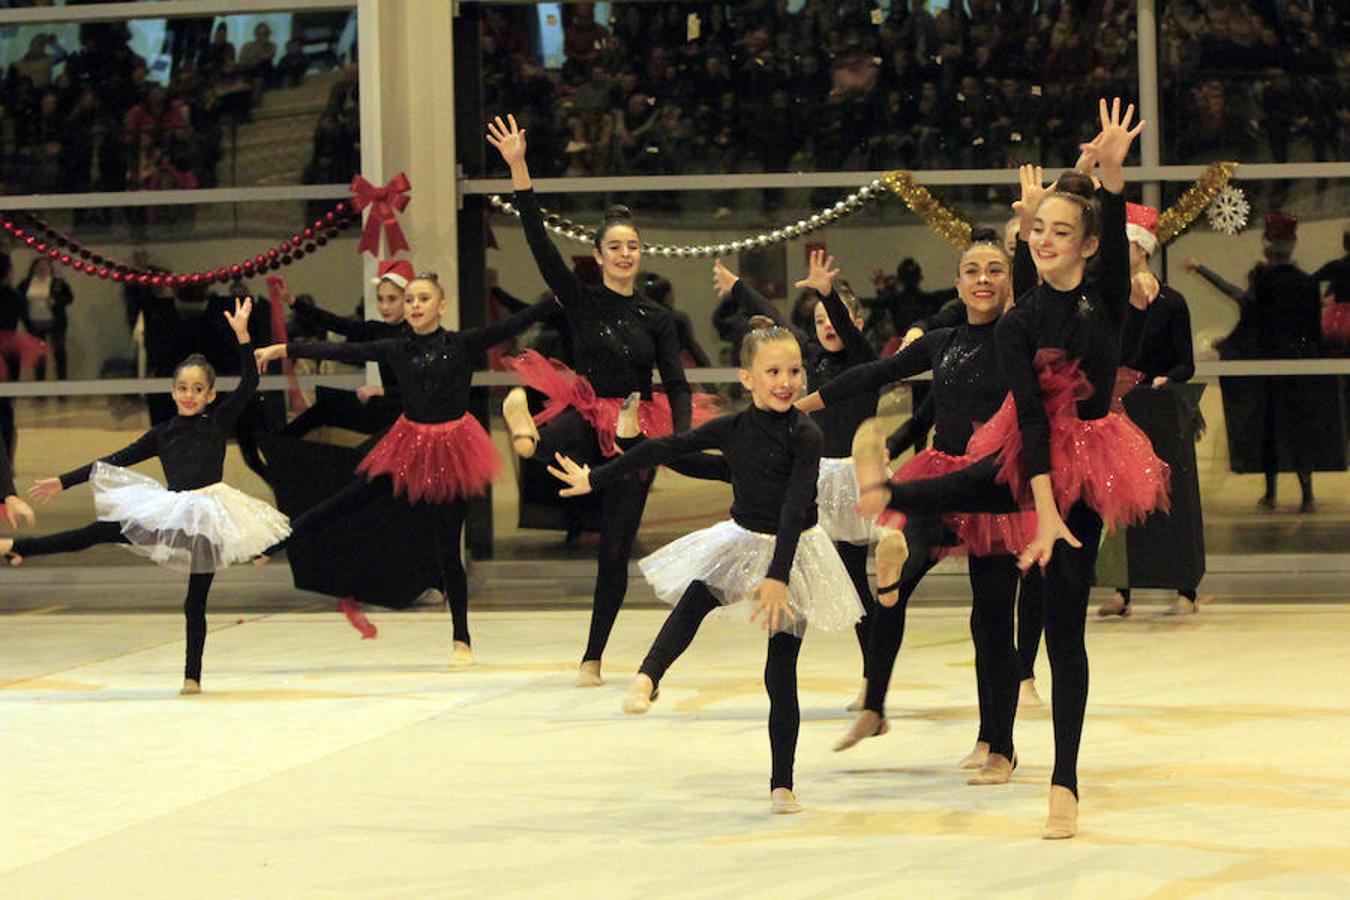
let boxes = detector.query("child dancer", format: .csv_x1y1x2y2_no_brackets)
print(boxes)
255,275,556,666
711,251,882,711
488,113,714,686
856,100,1168,838
549,320,863,814
3,299,289,695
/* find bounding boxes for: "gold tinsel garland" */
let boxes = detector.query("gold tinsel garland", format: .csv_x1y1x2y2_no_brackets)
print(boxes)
1157,161,1238,243
881,171,973,248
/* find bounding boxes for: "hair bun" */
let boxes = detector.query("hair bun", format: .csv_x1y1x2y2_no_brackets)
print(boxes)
603,204,634,222
747,314,778,330
969,226,1000,245
1054,171,1096,199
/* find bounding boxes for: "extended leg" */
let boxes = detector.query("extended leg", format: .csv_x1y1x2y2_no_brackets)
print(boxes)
766,630,803,805
180,571,215,693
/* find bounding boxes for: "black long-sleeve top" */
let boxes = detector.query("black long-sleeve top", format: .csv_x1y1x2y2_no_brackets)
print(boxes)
657,303,712,368
288,300,556,425
730,280,877,458
60,342,258,491
513,189,691,432
293,296,407,398
1120,285,1195,382
1311,256,1350,301
822,320,1004,456
590,406,822,583
1,431,14,497
995,188,1130,480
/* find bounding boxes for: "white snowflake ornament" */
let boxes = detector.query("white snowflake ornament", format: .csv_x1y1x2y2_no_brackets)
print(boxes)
1206,186,1250,236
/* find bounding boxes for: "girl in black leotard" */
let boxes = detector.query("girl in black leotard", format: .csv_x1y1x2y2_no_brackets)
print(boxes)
549,321,862,815
855,100,1168,839
4,299,289,695
255,276,556,667
488,113,715,687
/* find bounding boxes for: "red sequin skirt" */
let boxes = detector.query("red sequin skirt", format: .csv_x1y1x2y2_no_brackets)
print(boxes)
356,414,501,504
963,350,1171,535
880,449,1038,557
0,330,47,380
504,349,719,458
1323,301,1350,346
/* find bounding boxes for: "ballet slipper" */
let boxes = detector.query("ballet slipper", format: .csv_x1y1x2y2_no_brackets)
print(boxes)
959,741,990,769
851,418,889,498
449,640,474,667
1097,593,1130,618
503,387,539,458
180,679,202,695
967,752,1016,785
621,674,657,714
1018,678,1044,708
338,598,378,639
874,530,909,608
845,681,866,712
1043,785,1078,839
833,710,889,752
1164,595,1197,616
250,554,270,567
577,660,604,687
770,787,802,815
615,391,642,440
3,551,23,567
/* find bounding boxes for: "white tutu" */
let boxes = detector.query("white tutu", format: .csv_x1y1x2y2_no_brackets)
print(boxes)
638,521,864,636
91,462,291,573
815,456,878,545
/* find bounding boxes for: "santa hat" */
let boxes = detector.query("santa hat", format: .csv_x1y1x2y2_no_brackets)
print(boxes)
1264,211,1298,242
371,259,415,290
1125,202,1159,256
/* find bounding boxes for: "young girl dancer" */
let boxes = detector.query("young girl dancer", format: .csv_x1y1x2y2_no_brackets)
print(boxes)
856,100,1168,838
3,299,289,695
488,113,709,686
711,251,882,711
549,320,863,815
256,276,557,666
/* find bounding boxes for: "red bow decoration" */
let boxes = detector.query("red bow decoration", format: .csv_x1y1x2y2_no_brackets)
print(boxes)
350,173,411,257
265,275,310,414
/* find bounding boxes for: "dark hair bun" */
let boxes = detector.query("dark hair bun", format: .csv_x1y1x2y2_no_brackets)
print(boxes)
1055,171,1096,199
594,204,639,248
603,204,634,222
747,314,777,330
969,226,1000,244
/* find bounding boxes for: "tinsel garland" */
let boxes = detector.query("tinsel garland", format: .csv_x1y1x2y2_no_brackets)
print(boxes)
880,171,972,248
1157,161,1238,243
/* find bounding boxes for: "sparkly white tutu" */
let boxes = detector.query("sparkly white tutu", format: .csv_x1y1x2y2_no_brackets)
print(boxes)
638,521,864,636
815,456,879,545
91,462,291,573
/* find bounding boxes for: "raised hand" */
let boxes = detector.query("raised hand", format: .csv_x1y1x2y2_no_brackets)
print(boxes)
254,343,287,374
546,452,594,497
794,248,840,296
222,296,253,342
3,495,35,529
486,114,527,167
750,578,794,632
1012,164,1053,230
1079,97,1145,190
27,477,63,505
712,258,740,299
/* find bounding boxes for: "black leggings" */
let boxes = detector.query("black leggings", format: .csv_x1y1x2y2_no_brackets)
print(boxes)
537,407,656,664
1017,570,1044,682
835,540,876,678
267,474,471,644
639,580,804,791
13,521,216,681
888,456,1104,796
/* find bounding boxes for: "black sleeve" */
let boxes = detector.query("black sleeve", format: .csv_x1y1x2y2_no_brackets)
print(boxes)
461,297,560,356
1096,189,1131,325
730,281,812,348
818,328,947,406
1194,265,1249,306
651,312,692,433
995,307,1051,480
766,417,823,584
213,342,260,429
513,189,586,309
887,391,935,459
54,279,74,308
674,310,712,368
1013,238,1037,301
288,337,397,367
1165,291,1196,383
0,432,14,497
490,285,530,313
589,415,729,490
662,450,731,483
819,288,875,364
916,298,966,332
60,428,161,489
293,297,382,341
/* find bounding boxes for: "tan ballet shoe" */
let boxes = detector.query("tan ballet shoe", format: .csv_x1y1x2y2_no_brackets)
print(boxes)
1043,785,1078,839
959,741,990,769
770,787,802,814
503,387,539,458
967,752,1016,785
833,710,889,752
851,418,889,489
845,682,867,712
179,679,201,695
577,660,604,687
874,530,909,608
621,675,658,714
449,641,474,668
1018,678,1044,709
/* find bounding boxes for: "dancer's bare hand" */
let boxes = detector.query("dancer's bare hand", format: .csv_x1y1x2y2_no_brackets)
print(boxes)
486,114,527,166
1012,164,1052,232
1017,512,1081,573
1129,271,1160,310
1080,97,1145,191
1152,376,1170,389
750,579,794,632
548,452,593,497
3,495,35,528
223,296,253,343
254,344,287,374
712,258,739,299
27,478,62,505
356,384,385,404
794,249,839,296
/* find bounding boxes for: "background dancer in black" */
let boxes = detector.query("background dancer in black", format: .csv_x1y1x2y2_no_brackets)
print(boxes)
488,113,700,687
1,427,35,530
549,321,863,815
257,277,556,667
711,251,879,712
5,299,289,695
856,100,1167,839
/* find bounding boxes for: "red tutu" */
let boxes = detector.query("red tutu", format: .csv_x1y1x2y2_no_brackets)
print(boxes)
0,330,47,380
356,413,501,504
1323,301,1350,347
881,448,1038,557
963,349,1170,535
505,349,719,457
